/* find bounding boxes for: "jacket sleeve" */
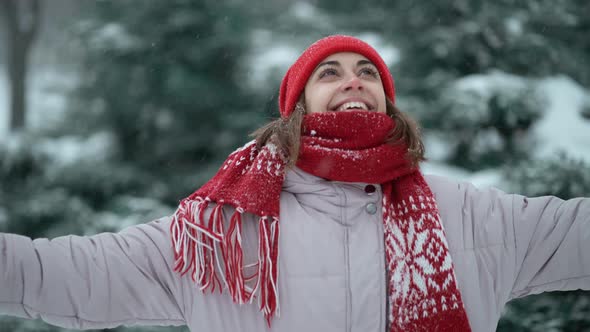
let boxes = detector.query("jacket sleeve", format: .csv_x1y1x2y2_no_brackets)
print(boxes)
509,194,590,299
0,216,187,329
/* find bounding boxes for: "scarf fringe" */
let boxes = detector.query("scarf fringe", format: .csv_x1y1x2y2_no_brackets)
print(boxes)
170,197,280,325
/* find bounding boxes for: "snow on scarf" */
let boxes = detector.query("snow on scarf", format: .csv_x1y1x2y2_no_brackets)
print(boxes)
170,110,472,331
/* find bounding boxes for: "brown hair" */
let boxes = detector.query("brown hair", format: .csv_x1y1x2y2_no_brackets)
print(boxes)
251,98,426,167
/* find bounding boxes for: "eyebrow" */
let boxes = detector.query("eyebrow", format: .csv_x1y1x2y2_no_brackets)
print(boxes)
312,59,377,74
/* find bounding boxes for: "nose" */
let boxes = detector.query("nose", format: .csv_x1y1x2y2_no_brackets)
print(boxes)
341,75,363,92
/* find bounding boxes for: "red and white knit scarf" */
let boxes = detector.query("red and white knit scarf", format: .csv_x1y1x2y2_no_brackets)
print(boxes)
171,110,472,331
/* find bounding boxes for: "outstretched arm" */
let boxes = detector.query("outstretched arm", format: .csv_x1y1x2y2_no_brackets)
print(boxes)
0,217,187,329
510,194,590,298
427,174,590,331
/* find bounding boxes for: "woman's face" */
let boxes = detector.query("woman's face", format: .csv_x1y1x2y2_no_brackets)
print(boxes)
303,52,386,114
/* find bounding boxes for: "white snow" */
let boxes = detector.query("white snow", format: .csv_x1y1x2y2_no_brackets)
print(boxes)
35,131,118,167
247,30,299,90
504,17,524,36
354,32,400,66
291,2,328,24
423,71,590,190
89,22,141,52
532,76,590,162
423,133,453,161
449,71,590,163
421,161,472,180
0,66,77,139
28,67,78,131
452,70,531,100
90,196,174,234
422,161,504,190
0,130,117,176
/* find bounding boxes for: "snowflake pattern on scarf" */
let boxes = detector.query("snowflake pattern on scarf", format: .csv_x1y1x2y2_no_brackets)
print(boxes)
384,193,466,331
172,111,472,331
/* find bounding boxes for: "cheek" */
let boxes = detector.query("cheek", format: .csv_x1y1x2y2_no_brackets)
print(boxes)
305,87,330,113
303,85,315,112
304,92,315,113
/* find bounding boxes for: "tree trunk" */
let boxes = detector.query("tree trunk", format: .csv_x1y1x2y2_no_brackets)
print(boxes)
0,0,41,131
8,38,28,129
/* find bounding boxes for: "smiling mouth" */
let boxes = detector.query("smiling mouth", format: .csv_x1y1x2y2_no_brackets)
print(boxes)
333,101,372,112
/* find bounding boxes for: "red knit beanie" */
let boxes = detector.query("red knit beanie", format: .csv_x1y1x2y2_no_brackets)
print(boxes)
279,35,395,118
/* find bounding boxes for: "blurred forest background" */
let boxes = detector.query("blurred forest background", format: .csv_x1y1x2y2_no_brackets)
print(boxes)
1,0,590,331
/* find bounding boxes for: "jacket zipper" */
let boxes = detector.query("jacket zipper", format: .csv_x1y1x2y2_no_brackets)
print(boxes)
334,183,352,332
344,228,352,332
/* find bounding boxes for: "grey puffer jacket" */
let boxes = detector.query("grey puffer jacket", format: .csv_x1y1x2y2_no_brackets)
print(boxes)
1,167,590,332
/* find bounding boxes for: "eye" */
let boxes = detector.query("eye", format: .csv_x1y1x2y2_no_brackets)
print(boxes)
359,67,378,78
318,67,338,79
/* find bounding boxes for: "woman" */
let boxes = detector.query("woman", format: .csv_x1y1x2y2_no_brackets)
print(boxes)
1,35,589,332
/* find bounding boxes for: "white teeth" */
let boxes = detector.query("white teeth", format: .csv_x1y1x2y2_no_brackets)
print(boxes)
337,101,368,111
